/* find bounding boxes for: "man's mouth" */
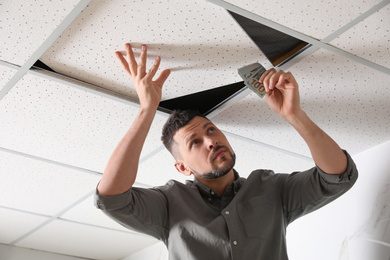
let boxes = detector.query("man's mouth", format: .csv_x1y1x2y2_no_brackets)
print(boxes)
212,147,227,161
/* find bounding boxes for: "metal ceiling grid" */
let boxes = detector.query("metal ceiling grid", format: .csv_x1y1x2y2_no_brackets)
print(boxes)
1,0,389,259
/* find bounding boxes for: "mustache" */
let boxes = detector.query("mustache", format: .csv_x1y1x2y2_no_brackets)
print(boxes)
209,145,229,161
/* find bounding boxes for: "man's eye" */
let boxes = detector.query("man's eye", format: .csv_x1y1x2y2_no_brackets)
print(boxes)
208,127,215,133
191,140,199,147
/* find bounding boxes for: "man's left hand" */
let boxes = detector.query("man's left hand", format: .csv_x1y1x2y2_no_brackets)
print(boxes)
260,68,302,120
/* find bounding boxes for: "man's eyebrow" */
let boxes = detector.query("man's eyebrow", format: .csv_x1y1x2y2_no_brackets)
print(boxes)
203,122,213,129
185,122,214,146
185,133,197,146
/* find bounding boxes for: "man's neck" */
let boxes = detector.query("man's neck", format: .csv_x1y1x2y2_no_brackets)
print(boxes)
195,169,235,196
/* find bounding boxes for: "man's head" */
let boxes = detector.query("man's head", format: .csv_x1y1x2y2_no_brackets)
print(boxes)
161,110,235,180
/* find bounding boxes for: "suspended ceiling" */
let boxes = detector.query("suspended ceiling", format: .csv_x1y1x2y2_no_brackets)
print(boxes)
1,0,389,259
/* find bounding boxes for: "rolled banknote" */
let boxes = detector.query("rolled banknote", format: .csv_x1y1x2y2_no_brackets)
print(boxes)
238,63,267,98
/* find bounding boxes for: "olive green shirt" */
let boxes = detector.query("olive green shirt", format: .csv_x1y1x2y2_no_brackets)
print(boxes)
95,150,358,259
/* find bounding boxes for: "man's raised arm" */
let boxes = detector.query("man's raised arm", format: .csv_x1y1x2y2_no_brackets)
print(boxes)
97,44,170,196
260,69,347,174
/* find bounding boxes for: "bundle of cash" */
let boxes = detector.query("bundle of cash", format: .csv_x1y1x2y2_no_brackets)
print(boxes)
238,63,267,98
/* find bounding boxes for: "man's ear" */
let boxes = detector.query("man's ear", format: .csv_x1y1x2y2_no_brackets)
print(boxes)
174,161,192,176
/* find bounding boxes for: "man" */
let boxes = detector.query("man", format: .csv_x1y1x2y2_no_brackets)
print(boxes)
95,43,358,259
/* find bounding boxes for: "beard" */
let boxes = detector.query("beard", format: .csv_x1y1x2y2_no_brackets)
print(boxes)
192,147,236,180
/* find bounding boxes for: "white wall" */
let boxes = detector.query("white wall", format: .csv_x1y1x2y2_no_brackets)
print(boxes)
0,244,86,260
287,141,390,260
339,140,390,260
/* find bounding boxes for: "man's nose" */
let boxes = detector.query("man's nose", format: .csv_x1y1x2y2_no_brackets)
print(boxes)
206,138,217,150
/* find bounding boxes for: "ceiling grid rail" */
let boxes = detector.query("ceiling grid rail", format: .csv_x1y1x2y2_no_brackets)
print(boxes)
0,144,154,245
0,146,153,188
8,190,95,246
0,0,92,101
204,0,390,119
0,1,388,257
1,0,386,182
278,0,390,71
0,0,387,192
206,0,390,75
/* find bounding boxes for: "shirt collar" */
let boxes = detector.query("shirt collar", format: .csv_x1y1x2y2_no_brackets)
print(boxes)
187,169,245,198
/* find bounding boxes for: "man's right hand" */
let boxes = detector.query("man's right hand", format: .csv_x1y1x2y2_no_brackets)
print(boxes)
98,44,170,196
115,43,171,110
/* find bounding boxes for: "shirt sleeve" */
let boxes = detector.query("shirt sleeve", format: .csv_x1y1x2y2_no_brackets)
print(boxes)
94,184,169,242
281,150,358,224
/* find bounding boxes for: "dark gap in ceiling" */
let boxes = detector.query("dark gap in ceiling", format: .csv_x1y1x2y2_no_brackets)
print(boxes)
228,11,310,67
32,60,56,72
159,81,246,115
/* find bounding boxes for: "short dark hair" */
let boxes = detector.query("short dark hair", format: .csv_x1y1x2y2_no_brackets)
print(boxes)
161,110,207,155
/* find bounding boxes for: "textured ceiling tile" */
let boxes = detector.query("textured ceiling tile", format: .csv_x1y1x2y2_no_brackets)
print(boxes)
60,195,130,232
0,208,48,244
212,93,310,155
136,149,188,186
222,0,382,39
0,0,79,65
16,219,159,260
40,0,270,100
331,5,390,69
0,64,17,91
226,133,314,175
0,72,168,172
213,48,390,157
0,150,100,215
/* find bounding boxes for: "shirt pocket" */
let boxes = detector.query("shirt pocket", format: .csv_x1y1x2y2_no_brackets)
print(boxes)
237,196,279,239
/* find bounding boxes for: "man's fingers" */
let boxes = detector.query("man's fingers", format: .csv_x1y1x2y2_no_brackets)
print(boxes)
138,45,147,77
125,43,137,76
269,70,284,90
115,51,131,76
262,69,276,92
278,72,297,89
261,68,295,92
259,68,275,83
154,69,171,87
145,56,161,81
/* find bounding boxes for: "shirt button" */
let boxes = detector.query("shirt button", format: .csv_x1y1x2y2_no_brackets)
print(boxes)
233,241,238,246
225,211,230,215
211,191,215,195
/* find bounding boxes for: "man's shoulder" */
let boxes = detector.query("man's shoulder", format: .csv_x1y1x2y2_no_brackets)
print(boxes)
246,169,289,183
248,169,277,178
154,179,197,193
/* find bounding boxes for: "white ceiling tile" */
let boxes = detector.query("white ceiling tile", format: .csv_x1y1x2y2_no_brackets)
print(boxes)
60,195,131,232
212,93,311,156
0,64,17,91
225,132,314,176
0,72,168,173
16,219,159,260
212,48,390,157
331,5,390,69
0,208,48,244
0,244,87,260
221,0,382,39
137,149,188,186
0,150,100,215
39,0,271,100
0,0,79,65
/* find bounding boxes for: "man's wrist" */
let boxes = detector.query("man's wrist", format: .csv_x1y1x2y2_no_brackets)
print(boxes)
283,109,308,126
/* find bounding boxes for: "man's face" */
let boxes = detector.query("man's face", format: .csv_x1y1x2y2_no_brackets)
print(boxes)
173,116,235,179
